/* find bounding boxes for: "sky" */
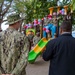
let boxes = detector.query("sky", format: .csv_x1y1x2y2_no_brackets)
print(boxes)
1,22,9,31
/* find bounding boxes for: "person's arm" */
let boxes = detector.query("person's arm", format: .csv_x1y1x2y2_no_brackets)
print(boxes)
0,33,6,74
11,36,30,75
42,40,55,61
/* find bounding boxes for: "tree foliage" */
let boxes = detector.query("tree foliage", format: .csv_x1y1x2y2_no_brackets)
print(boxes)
72,0,75,10
13,0,58,23
13,0,73,23
0,0,13,28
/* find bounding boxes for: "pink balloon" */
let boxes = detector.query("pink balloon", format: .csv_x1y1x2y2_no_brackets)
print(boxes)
34,22,38,25
34,19,38,25
28,26,30,28
59,10,62,14
24,25,27,29
46,29,49,33
48,17,52,20
61,12,64,15
38,22,41,24
27,26,29,28
53,12,57,16
34,24,37,26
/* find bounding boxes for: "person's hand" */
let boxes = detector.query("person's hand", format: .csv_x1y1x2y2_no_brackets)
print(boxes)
2,74,12,75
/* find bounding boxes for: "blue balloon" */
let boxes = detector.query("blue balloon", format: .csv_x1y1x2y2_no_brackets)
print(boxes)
38,19,41,22
62,9,64,12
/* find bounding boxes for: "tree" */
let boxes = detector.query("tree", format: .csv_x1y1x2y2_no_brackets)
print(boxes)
13,0,58,23
0,0,13,29
13,0,73,24
72,0,75,10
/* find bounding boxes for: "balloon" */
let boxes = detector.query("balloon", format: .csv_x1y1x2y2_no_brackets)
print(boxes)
53,12,57,16
38,19,41,22
43,28,46,31
34,19,38,25
26,24,28,26
27,26,29,29
46,29,49,33
61,9,65,15
28,26,30,28
42,18,44,20
34,24,37,26
59,10,62,14
29,23,32,26
29,25,31,28
61,12,64,15
24,26,27,29
45,26,49,29
38,22,41,24
62,9,64,12
48,17,52,20
30,26,32,28
47,14,52,19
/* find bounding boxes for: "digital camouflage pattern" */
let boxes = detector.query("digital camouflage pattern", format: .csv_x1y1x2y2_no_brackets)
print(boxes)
0,27,30,75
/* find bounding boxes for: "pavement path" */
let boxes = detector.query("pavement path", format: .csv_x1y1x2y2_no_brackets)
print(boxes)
26,56,49,75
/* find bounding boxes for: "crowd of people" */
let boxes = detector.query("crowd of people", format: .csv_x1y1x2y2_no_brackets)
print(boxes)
0,13,75,75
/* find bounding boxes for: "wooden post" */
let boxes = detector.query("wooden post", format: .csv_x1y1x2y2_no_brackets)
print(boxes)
40,20,43,38
57,6,60,15
49,7,54,16
64,5,68,15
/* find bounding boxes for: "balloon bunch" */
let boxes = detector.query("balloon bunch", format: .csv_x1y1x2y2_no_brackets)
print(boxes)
34,19,38,26
24,24,28,29
33,19,42,26
24,23,32,29
28,23,32,28
59,9,65,15
38,19,41,24
23,13,53,29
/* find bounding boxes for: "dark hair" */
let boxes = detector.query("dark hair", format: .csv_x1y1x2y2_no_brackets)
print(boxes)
60,20,72,31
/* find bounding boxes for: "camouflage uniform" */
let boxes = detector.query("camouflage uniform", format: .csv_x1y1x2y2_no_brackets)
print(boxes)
0,27,30,75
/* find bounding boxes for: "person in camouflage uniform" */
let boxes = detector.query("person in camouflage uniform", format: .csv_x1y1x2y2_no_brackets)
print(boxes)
0,14,30,75
27,31,34,51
